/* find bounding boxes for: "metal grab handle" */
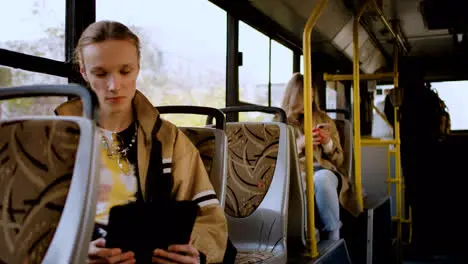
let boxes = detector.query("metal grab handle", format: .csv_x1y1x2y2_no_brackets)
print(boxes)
0,84,95,119
206,105,287,124
156,105,226,130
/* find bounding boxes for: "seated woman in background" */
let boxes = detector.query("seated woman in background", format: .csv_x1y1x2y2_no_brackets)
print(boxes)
280,73,362,241
55,20,227,264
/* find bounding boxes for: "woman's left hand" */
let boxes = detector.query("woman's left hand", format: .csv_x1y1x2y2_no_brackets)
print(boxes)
152,244,199,264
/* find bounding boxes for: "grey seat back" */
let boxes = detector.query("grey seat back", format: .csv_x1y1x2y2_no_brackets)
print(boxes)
286,125,307,247
286,125,321,253
224,122,289,264
0,117,99,264
179,127,227,207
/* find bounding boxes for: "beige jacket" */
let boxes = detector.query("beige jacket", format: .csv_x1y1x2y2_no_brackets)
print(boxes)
295,110,362,217
55,91,228,263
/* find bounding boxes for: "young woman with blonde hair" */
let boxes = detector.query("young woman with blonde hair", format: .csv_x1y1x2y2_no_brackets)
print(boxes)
281,72,361,241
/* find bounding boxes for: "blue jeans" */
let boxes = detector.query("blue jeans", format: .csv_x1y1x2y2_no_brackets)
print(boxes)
314,169,342,232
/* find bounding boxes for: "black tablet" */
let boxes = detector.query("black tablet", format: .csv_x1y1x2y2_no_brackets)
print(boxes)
105,200,199,263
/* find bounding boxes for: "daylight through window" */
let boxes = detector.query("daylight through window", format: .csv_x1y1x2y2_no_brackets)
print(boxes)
97,0,227,126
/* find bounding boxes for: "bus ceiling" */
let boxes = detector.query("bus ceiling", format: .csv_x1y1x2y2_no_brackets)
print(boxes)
246,0,468,80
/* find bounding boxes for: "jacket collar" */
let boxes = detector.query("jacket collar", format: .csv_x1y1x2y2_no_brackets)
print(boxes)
55,90,159,142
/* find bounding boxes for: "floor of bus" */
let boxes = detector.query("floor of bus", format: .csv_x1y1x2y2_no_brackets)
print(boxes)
402,247,466,264
400,238,466,263
403,257,465,264
287,240,466,264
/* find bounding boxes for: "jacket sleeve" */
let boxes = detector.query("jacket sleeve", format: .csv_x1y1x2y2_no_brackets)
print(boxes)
322,115,344,169
170,129,228,263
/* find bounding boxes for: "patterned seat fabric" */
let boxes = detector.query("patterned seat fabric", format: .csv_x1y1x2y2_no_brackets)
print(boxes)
0,120,80,264
180,127,227,207
224,123,279,218
235,251,275,264
180,128,216,177
224,123,289,264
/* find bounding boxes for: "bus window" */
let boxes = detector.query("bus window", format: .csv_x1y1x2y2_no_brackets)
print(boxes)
300,55,304,74
326,85,338,119
238,25,294,121
0,66,67,119
0,0,65,61
96,0,227,127
271,40,293,108
238,22,270,107
432,81,468,131
238,112,276,122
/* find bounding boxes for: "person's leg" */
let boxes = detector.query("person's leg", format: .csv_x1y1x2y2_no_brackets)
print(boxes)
314,169,341,240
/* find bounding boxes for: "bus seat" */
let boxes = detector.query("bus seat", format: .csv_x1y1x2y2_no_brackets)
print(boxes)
333,119,353,178
224,122,290,264
286,125,320,253
155,105,227,207
179,127,227,207
0,117,99,264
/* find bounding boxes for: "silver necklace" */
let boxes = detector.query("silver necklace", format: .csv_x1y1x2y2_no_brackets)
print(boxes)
99,123,137,174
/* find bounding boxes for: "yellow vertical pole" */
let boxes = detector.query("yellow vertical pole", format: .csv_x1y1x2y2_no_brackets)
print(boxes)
387,149,392,196
303,0,328,258
392,41,404,264
353,4,369,210
393,42,403,242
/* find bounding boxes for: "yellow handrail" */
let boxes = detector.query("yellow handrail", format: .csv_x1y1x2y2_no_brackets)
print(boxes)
393,42,404,244
303,0,329,258
331,0,411,259
361,138,398,145
352,1,367,211
387,148,393,195
353,0,408,217
371,1,409,53
324,72,394,81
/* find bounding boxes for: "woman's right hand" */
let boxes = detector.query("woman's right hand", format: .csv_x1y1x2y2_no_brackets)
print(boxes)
88,238,136,264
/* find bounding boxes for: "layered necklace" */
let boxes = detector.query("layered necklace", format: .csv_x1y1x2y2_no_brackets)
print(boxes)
99,122,137,175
